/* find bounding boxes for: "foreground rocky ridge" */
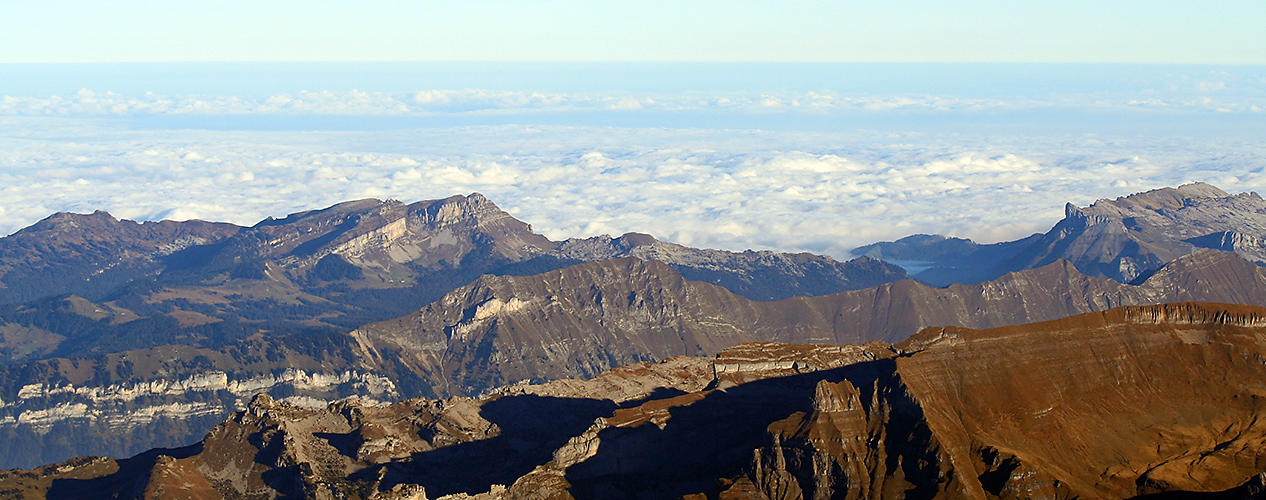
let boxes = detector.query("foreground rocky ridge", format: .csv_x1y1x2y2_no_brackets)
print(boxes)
8,302,1266,499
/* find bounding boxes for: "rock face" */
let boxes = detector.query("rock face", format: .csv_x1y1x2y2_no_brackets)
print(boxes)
0,336,401,469
889,303,1266,500
855,182,1266,285
9,303,1266,500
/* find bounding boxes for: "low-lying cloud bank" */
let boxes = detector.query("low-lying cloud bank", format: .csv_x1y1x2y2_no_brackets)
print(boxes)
2,121,1261,258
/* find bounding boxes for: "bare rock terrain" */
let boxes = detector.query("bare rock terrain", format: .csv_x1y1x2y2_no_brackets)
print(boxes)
8,303,1266,499
6,248,1266,469
5,183,1266,472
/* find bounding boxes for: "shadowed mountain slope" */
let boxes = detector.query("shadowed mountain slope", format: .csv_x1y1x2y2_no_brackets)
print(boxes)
0,211,241,306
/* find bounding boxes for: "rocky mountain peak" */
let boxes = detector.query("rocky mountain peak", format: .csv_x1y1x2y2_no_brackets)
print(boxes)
0,210,242,304
1090,181,1233,213
1174,181,1232,198
1061,201,1112,227
255,198,398,228
615,231,658,249
995,183,1266,283
411,193,511,228
20,210,122,234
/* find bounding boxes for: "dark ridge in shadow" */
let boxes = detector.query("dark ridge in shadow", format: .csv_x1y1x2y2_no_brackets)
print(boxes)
366,394,618,497
617,386,690,409
157,240,229,273
315,430,363,461
564,360,904,500
45,442,203,500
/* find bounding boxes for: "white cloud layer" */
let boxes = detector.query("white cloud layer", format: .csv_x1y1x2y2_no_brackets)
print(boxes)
2,119,1263,258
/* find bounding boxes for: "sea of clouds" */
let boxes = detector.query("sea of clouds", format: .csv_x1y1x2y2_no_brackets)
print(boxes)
2,64,1263,259
3,118,1262,258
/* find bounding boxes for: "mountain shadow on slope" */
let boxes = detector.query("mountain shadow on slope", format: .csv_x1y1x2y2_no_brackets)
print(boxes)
564,359,940,500
372,395,618,497
44,443,204,500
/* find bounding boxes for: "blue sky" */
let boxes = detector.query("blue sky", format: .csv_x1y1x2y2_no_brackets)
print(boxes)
3,1,1264,63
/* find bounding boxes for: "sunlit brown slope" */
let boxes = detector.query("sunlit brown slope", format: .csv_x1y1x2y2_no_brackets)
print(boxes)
893,302,1266,499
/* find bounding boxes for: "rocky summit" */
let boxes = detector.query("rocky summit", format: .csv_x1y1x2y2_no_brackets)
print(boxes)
5,303,1266,500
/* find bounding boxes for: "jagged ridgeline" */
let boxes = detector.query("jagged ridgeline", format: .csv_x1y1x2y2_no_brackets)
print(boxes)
854,182,1266,285
5,303,1266,500
0,193,908,362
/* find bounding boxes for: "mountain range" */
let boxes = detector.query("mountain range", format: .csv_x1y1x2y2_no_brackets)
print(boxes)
1,182,1265,480
0,194,905,364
